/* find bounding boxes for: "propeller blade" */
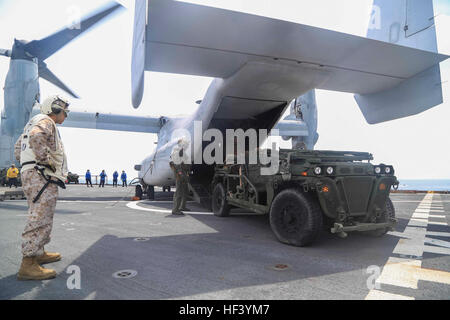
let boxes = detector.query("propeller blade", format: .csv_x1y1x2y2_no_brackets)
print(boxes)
39,64,79,99
0,48,11,57
24,1,124,61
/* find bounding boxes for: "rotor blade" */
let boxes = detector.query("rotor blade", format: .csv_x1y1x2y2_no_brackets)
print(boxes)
24,1,124,61
0,48,11,57
39,65,79,99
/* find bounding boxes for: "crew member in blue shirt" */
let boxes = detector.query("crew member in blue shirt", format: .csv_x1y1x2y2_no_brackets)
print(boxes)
112,171,119,187
121,171,127,187
85,170,93,187
99,170,107,188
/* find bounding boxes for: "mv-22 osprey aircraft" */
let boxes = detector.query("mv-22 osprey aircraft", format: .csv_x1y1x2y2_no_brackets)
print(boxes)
126,0,449,202
1,0,448,205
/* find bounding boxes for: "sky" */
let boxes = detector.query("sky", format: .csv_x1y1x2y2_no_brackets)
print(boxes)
0,0,449,180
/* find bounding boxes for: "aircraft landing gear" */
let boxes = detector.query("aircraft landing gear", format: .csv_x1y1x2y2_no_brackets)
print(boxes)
147,185,155,200
134,181,154,201
135,185,143,200
162,186,171,193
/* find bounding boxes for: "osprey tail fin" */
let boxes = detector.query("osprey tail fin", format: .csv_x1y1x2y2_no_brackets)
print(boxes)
355,0,444,124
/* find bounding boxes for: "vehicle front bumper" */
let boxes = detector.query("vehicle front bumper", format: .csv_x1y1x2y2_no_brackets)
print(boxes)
330,219,397,234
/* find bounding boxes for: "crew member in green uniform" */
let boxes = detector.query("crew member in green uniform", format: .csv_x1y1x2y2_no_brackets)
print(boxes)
170,139,191,215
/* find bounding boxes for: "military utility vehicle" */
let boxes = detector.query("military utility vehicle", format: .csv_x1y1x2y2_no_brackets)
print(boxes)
211,149,398,246
66,172,79,184
0,168,7,187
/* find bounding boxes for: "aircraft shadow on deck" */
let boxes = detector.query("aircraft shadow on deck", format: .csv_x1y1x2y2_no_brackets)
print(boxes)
0,202,84,215
1,202,418,300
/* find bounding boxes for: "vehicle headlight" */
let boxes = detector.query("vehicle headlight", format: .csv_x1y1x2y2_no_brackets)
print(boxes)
326,167,334,175
374,167,381,174
314,167,322,175
385,167,391,174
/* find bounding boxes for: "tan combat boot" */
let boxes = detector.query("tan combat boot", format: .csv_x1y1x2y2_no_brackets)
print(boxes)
36,250,61,264
17,257,57,281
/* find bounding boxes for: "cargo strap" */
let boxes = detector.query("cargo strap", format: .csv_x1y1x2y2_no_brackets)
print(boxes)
32,166,66,203
21,161,36,166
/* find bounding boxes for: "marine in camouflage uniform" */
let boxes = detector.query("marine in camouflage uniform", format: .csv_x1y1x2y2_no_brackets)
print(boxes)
15,95,70,281
15,119,59,258
170,162,191,215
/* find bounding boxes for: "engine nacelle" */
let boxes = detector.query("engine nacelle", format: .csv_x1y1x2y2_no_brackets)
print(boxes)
131,0,147,109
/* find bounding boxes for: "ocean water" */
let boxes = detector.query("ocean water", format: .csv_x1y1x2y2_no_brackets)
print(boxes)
397,179,450,192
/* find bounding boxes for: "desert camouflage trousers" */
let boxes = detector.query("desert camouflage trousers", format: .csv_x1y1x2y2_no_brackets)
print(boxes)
21,169,59,257
173,178,188,212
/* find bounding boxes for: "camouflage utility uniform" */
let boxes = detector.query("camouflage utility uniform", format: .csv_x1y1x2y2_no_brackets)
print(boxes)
15,117,60,258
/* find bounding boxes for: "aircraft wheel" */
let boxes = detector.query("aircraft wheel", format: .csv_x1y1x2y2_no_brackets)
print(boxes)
147,186,155,200
135,185,143,200
212,183,230,217
270,189,323,247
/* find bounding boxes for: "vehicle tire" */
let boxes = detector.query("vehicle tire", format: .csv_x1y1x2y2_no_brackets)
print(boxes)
147,185,155,200
167,187,171,193
270,189,323,247
212,183,230,217
365,197,395,237
135,185,143,200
